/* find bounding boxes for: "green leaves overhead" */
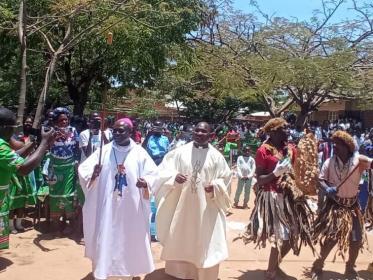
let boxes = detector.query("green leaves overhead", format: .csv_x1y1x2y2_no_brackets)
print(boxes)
0,0,204,115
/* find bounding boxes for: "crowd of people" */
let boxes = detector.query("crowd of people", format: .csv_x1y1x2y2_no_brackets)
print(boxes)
1,105,373,280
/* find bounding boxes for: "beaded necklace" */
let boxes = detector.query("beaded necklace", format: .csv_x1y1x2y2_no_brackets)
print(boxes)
334,156,353,181
112,148,129,198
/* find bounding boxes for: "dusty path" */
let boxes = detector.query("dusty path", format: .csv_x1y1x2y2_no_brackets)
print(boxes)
1,179,373,280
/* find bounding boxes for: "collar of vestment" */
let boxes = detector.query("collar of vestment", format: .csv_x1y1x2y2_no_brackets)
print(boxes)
193,142,209,150
112,138,135,153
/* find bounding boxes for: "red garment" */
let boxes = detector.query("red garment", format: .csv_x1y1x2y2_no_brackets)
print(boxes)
255,143,296,192
133,130,142,143
226,130,239,142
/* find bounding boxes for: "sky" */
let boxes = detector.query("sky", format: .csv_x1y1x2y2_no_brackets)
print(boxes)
232,0,356,22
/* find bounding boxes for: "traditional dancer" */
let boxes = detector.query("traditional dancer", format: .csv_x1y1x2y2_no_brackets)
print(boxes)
239,118,316,280
78,118,158,280
155,122,232,280
311,130,373,280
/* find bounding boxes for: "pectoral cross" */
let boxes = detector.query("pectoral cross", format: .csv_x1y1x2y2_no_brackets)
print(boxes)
191,160,202,193
114,164,128,197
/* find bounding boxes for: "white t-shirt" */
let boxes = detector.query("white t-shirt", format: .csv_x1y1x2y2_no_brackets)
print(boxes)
236,155,256,179
79,129,112,162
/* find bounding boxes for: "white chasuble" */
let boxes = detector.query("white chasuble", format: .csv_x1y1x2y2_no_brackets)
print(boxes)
78,140,157,280
155,142,232,270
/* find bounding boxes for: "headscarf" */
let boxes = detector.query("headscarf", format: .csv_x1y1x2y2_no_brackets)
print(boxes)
52,107,70,121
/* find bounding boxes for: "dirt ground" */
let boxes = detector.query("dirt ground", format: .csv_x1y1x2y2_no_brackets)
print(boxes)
1,178,373,280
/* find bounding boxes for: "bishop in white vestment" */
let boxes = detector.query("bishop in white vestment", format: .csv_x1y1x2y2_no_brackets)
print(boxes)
78,118,157,280
155,122,232,280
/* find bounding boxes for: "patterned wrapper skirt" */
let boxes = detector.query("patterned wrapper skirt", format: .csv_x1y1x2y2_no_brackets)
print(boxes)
9,173,37,211
0,185,10,249
48,158,76,219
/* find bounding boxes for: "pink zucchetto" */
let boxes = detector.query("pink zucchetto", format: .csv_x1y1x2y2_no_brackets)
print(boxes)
117,118,133,129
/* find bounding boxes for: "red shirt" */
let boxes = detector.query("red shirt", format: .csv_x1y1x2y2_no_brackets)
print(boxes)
132,130,142,144
226,130,239,142
255,143,296,192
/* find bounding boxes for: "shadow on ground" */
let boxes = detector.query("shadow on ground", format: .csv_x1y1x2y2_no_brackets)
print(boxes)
81,272,93,280
72,267,373,280
0,256,13,272
357,270,373,280
144,269,177,279
304,269,372,280
231,269,297,280
32,220,84,252
80,271,170,280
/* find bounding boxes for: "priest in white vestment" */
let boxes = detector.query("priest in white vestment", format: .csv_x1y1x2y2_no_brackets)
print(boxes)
78,118,157,280
155,122,232,280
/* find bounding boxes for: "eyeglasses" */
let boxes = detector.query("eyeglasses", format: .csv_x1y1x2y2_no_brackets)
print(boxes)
113,128,130,134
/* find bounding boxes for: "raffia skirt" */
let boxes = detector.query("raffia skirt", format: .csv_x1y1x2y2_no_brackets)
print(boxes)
313,196,364,260
240,187,315,257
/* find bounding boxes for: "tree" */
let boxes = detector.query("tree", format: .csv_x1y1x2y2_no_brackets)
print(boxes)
158,45,265,123
16,0,27,125
188,0,373,126
0,0,204,124
56,0,203,116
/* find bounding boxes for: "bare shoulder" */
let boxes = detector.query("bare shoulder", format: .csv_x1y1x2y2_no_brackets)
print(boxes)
359,154,371,164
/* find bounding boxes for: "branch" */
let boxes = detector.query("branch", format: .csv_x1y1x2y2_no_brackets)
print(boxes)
58,20,72,54
315,0,343,34
350,30,373,48
62,1,127,52
350,0,373,48
37,29,56,53
302,0,343,54
17,0,24,43
286,86,301,104
278,97,294,114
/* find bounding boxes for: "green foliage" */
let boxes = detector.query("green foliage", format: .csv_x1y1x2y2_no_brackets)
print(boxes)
129,97,160,120
158,44,265,123
0,0,204,116
0,0,371,124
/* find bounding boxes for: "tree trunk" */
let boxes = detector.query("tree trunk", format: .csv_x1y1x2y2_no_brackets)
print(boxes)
296,105,311,128
71,88,89,116
16,0,27,125
32,54,59,128
69,82,91,116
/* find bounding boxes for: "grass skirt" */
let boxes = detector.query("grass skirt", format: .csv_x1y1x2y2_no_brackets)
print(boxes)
238,186,315,257
314,196,364,261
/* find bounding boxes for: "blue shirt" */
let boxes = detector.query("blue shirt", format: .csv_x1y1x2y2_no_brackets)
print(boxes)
146,135,169,159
